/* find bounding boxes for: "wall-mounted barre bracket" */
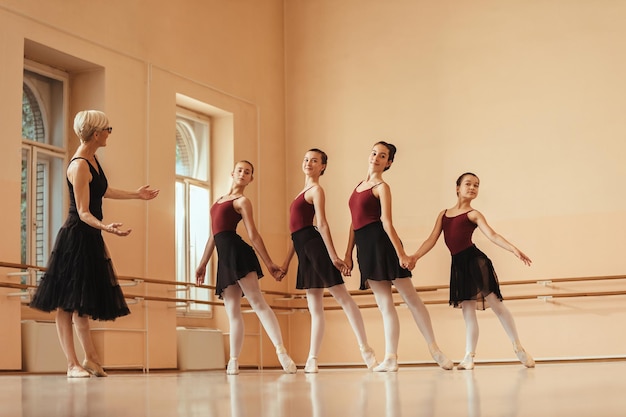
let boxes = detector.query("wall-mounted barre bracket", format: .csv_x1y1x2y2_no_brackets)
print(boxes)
6,271,30,277
120,279,143,287
6,292,30,298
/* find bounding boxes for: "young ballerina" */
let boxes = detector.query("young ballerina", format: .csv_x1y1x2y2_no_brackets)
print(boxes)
280,148,378,373
195,160,296,375
407,172,535,370
344,141,453,372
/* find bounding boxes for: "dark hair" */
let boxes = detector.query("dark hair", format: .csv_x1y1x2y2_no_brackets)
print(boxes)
374,141,396,171
308,148,328,175
237,160,255,174
456,172,478,186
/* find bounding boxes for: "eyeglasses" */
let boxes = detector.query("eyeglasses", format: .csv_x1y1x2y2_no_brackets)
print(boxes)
102,127,113,133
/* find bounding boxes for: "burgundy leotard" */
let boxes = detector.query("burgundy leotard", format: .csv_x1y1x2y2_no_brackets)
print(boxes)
441,210,477,255
289,188,316,233
210,198,242,235
348,183,382,230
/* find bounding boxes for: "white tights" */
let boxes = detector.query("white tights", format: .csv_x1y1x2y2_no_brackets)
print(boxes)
223,273,287,358
306,284,369,358
461,292,522,353
368,278,440,356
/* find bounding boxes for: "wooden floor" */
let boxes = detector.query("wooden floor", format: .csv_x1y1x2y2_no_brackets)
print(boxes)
1,361,624,417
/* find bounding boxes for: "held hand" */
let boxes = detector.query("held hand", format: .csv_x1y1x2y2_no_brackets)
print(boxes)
332,258,349,275
137,185,160,200
399,254,412,271
275,269,287,281
268,264,286,281
513,248,532,266
195,266,206,286
343,256,353,276
403,254,417,271
104,223,132,237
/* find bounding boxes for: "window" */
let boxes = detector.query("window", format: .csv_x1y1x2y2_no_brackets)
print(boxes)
21,65,67,274
175,108,211,314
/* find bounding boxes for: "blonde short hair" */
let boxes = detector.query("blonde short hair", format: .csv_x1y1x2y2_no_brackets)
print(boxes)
73,110,109,142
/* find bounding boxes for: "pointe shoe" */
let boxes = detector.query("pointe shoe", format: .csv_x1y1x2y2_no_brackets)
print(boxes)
227,357,239,375
514,344,535,368
276,346,297,374
457,352,475,370
360,345,378,370
82,359,108,377
428,344,454,370
373,354,399,372
67,366,90,378
304,357,319,374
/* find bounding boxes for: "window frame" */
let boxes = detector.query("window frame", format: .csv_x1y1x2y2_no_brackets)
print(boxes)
175,107,212,316
21,60,68,277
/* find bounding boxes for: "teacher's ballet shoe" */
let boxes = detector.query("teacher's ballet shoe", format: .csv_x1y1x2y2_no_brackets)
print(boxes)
67,366,90,378
82,359,108,377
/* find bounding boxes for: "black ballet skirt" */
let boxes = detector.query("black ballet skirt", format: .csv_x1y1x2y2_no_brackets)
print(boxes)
29,157,130,321
213,231,263,299
353,221,411,290
292,226,344,290
449,244,503,310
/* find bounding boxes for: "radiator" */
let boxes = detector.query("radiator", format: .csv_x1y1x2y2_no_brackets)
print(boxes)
176,327,225,371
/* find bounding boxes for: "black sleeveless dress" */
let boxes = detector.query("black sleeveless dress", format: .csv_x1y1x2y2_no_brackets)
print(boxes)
30,157,130,321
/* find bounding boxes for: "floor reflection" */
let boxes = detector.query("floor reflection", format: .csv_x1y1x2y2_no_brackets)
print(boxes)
358,372,403,417
221,366,530,417
2,362,626,417
463,371,480,417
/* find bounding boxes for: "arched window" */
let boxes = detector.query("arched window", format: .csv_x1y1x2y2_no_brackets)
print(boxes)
22,83,46,142
175,119,198,177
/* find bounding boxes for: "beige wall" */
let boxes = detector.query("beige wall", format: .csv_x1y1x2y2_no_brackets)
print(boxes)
1,0,625,371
